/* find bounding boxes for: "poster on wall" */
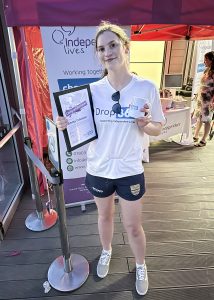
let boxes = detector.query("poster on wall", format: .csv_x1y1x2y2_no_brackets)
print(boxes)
41,26,102,206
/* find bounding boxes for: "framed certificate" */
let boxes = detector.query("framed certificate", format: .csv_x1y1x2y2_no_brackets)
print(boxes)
45,117,61,172
53,85,98,152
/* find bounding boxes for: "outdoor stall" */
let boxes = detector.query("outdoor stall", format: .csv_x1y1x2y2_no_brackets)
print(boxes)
131,22,214,161
1,0,214,209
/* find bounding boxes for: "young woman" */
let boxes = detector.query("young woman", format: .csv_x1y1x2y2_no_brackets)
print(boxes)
56,21,165,295
193,51,214,147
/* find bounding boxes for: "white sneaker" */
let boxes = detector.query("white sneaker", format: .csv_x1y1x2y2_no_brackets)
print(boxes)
97,250,112,278
135,263,149,295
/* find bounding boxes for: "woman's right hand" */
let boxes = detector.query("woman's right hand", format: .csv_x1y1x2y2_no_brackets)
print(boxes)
56,116,68,131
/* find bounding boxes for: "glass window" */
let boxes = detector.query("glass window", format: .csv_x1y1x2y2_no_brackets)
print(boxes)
0,68,22,221
130,41,165,88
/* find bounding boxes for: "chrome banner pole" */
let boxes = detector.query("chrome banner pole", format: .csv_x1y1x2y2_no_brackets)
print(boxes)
48,168,89,292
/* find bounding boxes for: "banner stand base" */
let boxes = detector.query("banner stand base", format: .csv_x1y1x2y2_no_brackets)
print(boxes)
48,254,89,292
25,209,58,231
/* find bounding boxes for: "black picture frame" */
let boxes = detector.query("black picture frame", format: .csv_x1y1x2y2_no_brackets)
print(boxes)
53,84,98,152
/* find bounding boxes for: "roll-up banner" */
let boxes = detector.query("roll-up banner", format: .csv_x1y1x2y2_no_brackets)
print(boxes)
41,26,102,206
191,40,213,98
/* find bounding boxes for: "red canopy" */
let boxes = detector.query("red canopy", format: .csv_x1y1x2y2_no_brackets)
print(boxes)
131,24,214,41
3,0,214,27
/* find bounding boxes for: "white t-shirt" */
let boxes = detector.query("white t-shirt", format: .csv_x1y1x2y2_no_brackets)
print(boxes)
86,75,165,179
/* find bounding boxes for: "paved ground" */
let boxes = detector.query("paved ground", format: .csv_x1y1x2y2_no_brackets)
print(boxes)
0,137,214,299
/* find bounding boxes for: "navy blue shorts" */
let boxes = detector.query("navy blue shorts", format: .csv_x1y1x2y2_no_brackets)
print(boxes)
85,172,145,201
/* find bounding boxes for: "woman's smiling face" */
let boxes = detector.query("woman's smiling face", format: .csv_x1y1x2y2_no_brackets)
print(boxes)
96,30,128,72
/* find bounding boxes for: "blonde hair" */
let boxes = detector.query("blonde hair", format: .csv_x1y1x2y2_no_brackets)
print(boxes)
95,21,130,49
95,21,130,77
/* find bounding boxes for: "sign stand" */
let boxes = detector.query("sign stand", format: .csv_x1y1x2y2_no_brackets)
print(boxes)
45,118,89,291
48,168,89,292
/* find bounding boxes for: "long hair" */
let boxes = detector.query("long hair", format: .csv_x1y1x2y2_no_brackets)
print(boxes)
95,21,130,78
204,51,214,77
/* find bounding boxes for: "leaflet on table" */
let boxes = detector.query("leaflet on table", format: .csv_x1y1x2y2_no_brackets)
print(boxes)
53,85,98,152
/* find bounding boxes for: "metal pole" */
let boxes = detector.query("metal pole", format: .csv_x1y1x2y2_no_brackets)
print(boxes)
53,177,72,266
7,28,57,231
48,168,89,292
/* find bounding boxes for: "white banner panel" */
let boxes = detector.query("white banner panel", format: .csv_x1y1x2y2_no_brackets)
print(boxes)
191,40,213,97
141,107,193,162
41,26,102,205
150,107,192,143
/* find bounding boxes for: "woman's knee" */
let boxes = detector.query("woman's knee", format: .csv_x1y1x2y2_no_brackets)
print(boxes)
124,222,142,237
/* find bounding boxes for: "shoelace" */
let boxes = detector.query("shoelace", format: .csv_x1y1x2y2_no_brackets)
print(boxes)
136,266,146,280
99,252,111,265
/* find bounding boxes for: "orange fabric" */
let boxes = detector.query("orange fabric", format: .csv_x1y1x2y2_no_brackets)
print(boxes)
14,26,52,195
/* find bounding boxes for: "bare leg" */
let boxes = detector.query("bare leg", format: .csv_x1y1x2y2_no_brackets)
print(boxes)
201,122,211,142
94,194,115,251
194,118,203,139
119,197,146,264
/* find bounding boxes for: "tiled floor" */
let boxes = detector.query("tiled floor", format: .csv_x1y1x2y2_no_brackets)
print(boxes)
0,138,214,299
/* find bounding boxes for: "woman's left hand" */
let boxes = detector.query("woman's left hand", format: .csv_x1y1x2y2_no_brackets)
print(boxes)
136,104,151,128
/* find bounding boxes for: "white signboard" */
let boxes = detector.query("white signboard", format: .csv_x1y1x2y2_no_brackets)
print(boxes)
41,26,102,205
191,40,213,97
150,107,192,143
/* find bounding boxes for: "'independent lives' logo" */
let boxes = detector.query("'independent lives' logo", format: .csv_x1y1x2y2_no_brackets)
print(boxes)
52,26,95,55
